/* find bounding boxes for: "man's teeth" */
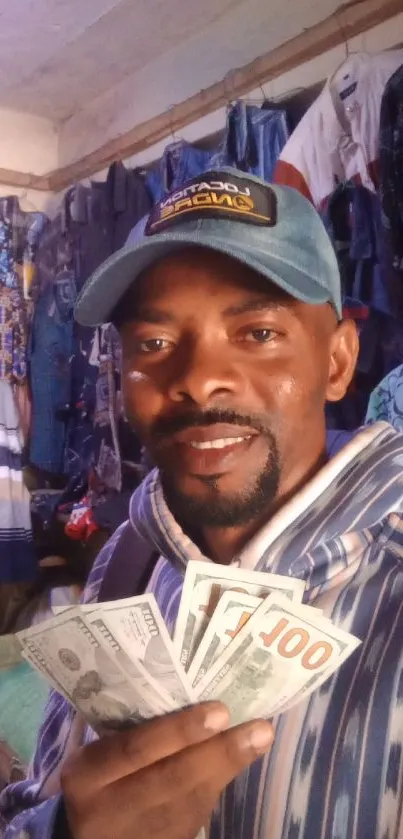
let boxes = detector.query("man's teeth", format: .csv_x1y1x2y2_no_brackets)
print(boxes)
189,437,251,450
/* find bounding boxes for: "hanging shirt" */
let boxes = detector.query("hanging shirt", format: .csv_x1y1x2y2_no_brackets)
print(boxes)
366,363,403,431
211,101,288,183
0,198,48,295
0,381,36,584
2,423,403,839
0,287,28,384
274,50,403,207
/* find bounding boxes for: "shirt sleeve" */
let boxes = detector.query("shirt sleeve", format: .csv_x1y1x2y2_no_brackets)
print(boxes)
0,529,122,838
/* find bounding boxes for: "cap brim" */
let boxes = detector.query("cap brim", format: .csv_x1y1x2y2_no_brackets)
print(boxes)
75,229,332,327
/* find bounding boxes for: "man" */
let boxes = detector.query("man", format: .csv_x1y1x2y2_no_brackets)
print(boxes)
2,169,403,839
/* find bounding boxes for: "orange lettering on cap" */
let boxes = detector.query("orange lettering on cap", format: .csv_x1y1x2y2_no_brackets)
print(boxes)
159,205,175,220
211,193,234,208
193,192,213,206
232,195,254,211
174,198,193,212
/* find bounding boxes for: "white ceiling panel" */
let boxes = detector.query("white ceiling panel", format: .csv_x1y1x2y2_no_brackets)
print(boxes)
0,0,341,122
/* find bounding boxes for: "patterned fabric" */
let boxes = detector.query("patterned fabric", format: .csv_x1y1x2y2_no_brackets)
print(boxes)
379,63,403,270
29,171,148,480
322,182,390,314
65,323,123,490
2,422,403,839
366,363,403,431
28,273,74,474
322,179,403,430
0,381,36,583
0,198,47,294
0,288,28,384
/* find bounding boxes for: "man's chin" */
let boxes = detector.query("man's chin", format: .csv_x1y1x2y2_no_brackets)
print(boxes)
160,466,280,530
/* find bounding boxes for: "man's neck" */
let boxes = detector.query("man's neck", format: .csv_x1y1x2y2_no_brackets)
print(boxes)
201,447,328,565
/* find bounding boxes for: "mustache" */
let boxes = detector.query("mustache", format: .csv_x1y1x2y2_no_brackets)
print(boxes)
150,409,272,440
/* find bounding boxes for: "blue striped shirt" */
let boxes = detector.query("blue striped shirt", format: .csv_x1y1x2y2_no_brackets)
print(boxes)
2,422,403,839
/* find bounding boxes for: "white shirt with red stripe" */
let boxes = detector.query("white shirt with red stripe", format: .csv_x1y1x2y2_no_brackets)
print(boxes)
274,50,403,207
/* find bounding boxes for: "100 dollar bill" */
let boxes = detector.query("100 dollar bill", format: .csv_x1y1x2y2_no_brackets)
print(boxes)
18,609,173,730
90,595,196,704
174,561,305,671
195,593,360,723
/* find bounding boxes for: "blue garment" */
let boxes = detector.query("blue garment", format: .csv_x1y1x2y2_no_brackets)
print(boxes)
0,198,47,292
30,170,148,481
212,101,288,182
3,423,403,839
366,363,403,431
146,140,214,202
322,181,391,315
29,281,74,473
379,63,403,270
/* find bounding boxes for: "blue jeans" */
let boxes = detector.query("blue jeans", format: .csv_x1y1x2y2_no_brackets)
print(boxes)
146,140,215,202
211,101,288,182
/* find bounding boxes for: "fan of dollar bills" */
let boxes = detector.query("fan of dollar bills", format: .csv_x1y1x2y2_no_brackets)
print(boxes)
17,562,361,732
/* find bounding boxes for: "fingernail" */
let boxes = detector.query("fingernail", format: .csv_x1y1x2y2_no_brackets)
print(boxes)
246,722,273,754
203,703,230,733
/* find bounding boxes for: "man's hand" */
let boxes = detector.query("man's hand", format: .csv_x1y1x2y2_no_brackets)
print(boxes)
61,702,273,839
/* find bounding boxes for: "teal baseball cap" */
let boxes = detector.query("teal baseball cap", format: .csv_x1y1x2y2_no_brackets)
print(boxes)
75,168,342,327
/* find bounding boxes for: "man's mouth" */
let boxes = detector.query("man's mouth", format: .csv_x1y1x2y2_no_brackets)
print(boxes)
168,423,258,446
157,423,260,477
188,436,252,450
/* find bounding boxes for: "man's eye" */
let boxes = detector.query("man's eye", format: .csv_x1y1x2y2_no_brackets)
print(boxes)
137,338,171,354
244,328,275,343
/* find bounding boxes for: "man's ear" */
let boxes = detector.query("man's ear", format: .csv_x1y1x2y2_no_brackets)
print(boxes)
326,319,359,403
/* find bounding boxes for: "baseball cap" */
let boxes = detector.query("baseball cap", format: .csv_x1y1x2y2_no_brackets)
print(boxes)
75,168,342,327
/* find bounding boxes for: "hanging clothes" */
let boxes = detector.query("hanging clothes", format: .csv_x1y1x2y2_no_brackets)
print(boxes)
322,180,403,430
378,62,403,318
321,181,390,315
274,50,403,207
29,190,79,474
146,140,214,203
0,381,36,583
379,62,403,269
30,166,150,483
212,100,288,182
92,161,152,251
0,197,47,295
0,287,28,384
366,363,403,431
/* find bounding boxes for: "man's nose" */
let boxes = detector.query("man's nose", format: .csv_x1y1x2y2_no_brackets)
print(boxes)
167,340,246,406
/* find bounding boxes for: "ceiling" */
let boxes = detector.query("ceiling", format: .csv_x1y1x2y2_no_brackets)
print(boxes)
0,0,341,124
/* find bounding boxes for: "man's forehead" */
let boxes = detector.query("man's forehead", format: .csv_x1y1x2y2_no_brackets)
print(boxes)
133,247,291,306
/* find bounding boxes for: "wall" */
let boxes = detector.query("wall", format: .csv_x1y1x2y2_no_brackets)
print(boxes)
0,107,58,214
0,10,402,212
81,10,403,178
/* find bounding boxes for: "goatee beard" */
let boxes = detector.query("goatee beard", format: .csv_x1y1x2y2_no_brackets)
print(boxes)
160,433,280,531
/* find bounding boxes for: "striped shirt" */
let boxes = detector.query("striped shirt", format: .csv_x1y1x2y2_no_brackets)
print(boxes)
0,381,36,584
2,421,403,839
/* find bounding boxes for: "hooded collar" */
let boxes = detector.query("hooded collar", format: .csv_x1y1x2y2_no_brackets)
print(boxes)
130,422,403,599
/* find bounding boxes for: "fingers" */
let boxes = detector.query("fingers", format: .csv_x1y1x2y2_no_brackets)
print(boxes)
62,703,230,792
118,717,274,811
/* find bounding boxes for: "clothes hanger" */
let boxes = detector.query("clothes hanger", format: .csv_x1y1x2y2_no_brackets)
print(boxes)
327,13,364,87
166,109,186,146
17,189,39,214
223,70,238,111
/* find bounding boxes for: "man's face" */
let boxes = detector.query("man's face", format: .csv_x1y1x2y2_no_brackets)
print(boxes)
119,248,357,530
